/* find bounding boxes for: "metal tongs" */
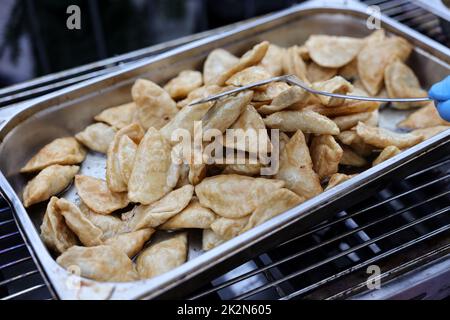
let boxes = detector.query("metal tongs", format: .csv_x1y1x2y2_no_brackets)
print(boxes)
189,74,432,106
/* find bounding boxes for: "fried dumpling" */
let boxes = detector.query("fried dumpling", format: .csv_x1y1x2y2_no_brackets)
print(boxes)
126,185,194,231
372,146,401,166
202,91,253,134
356,122,423,149
258,86,311,115
56,198,103,247
259,44,285,76
332,111,375,131
397,103,450,129
307,100,380,117
202,229,225,251
223,105,271,154
411,126,450,140
75,123,117,154
136,233,188,280
128,127,178,205
275,130,322,200
160,198,216,230
160,102,211,142
252,81,290,102
23,165,79,207
57,245,139,282
357,35,412,95
203,49,239,86
80,202,128,241
94,102,137,129
306,35,364,68
104,228,155,258
40,197,78,254
164,70,203,100
131,79,178,130
241,188,302,233
311,76,353,106
264,110,340,135
282,45,309,83
195,174,285,219
307,62,338,83
213,41,269,86
20,137,86,173
384,59,428,109
340,146,367,167
210,216,249,241
75,175,129,215
325,173,357,191
225,66,272,89
106,123,145,193
310,135,343,179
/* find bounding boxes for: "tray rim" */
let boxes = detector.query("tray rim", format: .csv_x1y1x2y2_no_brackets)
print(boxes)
0,0,449,300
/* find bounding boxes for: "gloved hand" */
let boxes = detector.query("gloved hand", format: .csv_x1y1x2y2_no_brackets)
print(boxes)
429,75,450,121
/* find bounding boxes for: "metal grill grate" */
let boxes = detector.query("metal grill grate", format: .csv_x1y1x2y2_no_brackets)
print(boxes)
188,156,450,300
0,0,450,300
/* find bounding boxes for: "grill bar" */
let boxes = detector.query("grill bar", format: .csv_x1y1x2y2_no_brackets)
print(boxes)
326,243,450,300
1,284,47,301
191,203,449,300
232,207,449,300
0,257,32,271
284,228,450,300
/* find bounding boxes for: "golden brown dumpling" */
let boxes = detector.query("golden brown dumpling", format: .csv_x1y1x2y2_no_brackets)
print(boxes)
202,229,225,251
128,127,178,205
356,122,423,149
223,105,271,155
104,228,154,258
23,165,79,207
203,49,239,86
310,135,343,179
126,185,194,231
131,79,178,130
164,70,203,100
397,103,450,129
136,233,187,280
75,123,117,154
75,175,129,215
275,130,322,201
106,123,145,193
160,198,216,230
56,198,103,247
241,188,302,233
306,35,364,68
325,173,357,191
195,174,284,218
40,197,78,254
264,110,339,135
94,102,137,129
210,216,249,241
213,41,269,86
57,245,139,282
20,137,86,173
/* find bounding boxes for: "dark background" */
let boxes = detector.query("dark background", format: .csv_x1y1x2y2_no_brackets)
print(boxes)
0,0,301,88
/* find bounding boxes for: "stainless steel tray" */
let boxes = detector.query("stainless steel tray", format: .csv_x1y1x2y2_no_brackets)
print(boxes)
0,0,449,300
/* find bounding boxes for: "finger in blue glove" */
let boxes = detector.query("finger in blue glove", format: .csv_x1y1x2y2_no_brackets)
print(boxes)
436,100,450,122
429,75,450,101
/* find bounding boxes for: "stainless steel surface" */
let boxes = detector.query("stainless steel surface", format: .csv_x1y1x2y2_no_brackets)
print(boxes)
190,74,433,106
0,0,449,300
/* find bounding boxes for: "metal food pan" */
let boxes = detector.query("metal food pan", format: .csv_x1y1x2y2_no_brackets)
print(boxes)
0,0,449,300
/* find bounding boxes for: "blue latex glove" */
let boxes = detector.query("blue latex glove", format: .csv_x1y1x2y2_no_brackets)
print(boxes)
428,75,450,121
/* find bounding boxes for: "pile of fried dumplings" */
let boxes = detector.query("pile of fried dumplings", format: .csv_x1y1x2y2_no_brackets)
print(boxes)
20,29,450,283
